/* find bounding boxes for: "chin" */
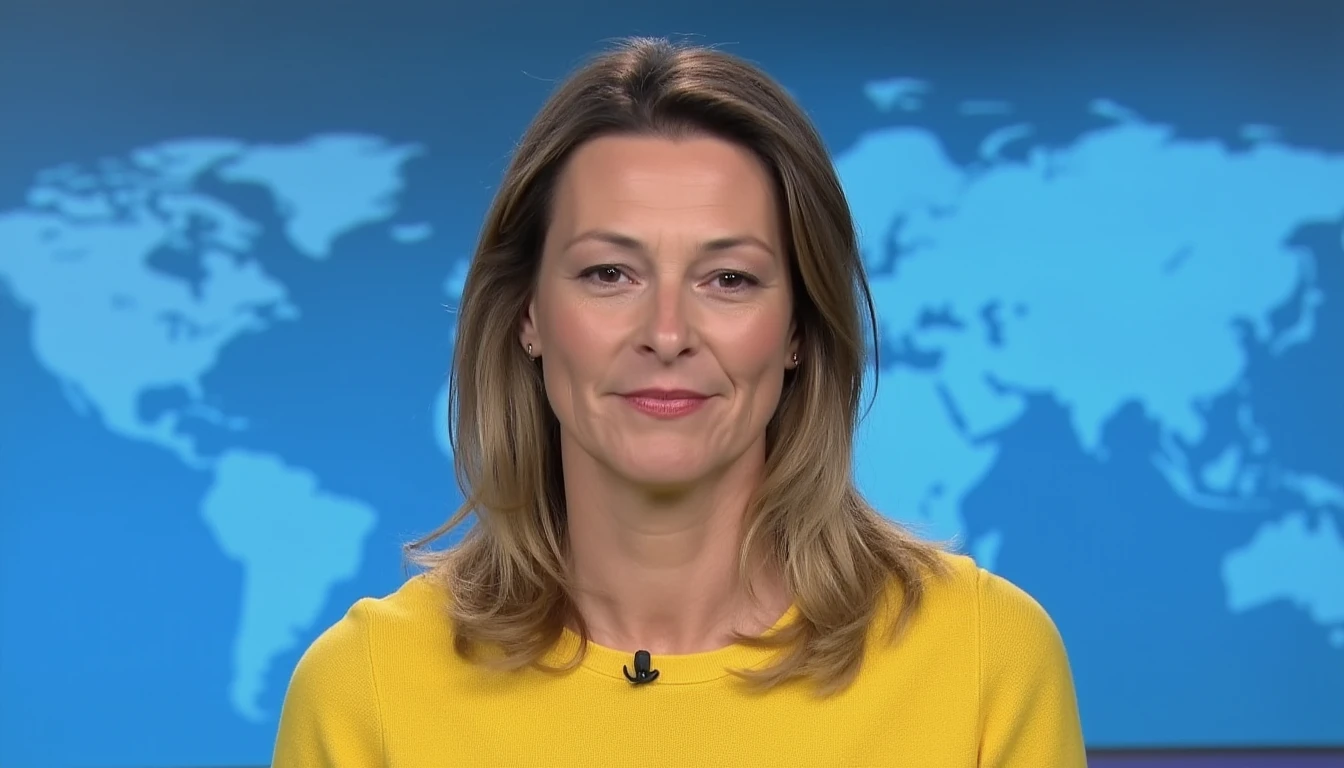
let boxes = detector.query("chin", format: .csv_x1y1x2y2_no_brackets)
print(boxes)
618,461,710,490
611,450,715,490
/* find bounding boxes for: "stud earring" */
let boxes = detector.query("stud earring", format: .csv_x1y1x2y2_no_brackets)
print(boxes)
791,351,799,367
527,343,534,358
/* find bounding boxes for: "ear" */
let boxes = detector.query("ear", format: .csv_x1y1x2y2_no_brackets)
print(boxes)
519,294,541,357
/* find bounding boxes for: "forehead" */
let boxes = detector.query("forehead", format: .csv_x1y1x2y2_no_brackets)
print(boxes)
548,134,783,243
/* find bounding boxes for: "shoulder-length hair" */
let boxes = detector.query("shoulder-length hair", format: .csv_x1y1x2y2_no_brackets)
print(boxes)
409,36,946,695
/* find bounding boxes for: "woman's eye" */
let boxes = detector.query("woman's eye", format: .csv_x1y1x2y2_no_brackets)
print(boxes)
716,272,756,290
582,266,628,284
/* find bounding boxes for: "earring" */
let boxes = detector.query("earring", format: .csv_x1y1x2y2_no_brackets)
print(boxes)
527,343,534,359
791,351,799,367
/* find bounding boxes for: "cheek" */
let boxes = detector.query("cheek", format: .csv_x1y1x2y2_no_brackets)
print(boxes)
537,297,620,403
718,309,791,394
544,298,604,349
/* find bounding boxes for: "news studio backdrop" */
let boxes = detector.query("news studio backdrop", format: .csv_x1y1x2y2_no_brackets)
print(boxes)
0,2,1340,766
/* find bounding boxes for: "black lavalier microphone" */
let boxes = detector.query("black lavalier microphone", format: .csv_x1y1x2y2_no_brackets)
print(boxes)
623,650,659,685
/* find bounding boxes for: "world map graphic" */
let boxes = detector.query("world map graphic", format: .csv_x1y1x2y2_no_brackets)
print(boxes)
1,81,1341,765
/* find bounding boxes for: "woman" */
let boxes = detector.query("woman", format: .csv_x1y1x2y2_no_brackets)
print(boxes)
274,37,1085,767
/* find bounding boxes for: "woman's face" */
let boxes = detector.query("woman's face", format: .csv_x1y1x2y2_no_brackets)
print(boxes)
522,134,798,491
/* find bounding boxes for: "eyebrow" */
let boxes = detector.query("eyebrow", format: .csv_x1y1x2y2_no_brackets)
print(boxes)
562,229,777,257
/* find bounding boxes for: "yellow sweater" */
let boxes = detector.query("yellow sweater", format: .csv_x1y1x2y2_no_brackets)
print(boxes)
273,553,1085,767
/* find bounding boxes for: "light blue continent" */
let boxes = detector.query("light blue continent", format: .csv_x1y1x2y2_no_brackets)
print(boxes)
836,96,1344,654
837,112,1344,529
853,364,1001,559
837,127,1010,559
875,121,1339,450
201,451,376,722
1222,512,1344,646
0,156,290,464
836,127,964,270
217,134,423,259
0,136,403,722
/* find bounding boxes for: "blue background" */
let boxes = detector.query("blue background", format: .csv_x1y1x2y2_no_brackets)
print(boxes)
1,2,1342,766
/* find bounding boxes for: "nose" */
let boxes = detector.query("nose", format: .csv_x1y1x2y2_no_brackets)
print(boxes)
637,276,698,363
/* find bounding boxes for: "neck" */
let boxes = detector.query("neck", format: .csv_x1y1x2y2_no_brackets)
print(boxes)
562,437,790,655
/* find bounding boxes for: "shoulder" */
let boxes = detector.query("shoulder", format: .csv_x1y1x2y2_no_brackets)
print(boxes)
906,551,1065,651
300,574,452,668
883,552,1079,715
273,575,452,766
907,552,1085,765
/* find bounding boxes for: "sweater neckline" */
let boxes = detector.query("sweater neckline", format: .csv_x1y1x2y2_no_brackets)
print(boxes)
542,603,801,685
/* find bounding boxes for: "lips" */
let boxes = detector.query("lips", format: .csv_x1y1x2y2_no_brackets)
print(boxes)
621,389,709,400
619,389,710,419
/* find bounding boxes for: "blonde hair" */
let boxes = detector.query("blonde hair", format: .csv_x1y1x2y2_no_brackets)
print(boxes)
409,36,946,695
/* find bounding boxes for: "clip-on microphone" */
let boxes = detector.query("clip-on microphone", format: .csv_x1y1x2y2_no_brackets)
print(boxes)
623,649,659,685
